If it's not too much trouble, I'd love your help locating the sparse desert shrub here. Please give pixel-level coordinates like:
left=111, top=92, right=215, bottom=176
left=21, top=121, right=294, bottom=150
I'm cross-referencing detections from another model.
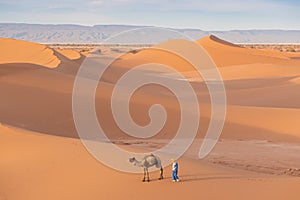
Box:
left=129, top=49, right=141, bottom=54
left=79, top=49, right=90, bottom=53
left=111, top=48, right=124, bottom=53
left=286, top=47, right=296, bottom=52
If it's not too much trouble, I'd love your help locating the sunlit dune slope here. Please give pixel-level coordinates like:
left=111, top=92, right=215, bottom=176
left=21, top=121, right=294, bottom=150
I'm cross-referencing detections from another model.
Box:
left=0, top=38, right=60, bottom=68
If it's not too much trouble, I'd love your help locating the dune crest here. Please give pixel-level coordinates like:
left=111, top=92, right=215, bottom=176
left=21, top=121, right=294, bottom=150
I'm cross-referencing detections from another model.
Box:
left=206, top=35, right=242, bottom=48
left=0, top=38, right=60, bottom=68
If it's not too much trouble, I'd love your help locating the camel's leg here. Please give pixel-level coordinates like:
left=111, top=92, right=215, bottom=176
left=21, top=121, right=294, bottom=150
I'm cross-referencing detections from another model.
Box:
left=159, top=167, right=163, bottom=180
left=142, top=168, right=146, bottom=182
left=146, top=168, right=150, bottom=182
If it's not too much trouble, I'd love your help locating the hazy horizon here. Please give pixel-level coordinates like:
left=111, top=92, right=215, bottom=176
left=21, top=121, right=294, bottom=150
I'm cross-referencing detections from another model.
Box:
left=1, top=22, right=300, bottom=31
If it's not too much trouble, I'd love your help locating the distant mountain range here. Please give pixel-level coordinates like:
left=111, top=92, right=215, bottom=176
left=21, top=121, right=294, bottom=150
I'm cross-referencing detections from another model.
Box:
left=1, top=23, right=300, bottom=44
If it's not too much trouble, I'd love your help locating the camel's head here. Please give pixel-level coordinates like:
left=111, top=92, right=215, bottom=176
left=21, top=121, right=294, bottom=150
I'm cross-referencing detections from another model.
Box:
left=129, top=157, right=136, bottom=164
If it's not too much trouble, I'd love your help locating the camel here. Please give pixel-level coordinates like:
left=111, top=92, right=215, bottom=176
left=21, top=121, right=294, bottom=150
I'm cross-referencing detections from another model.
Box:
left=129, top=154, right=163, bottom=182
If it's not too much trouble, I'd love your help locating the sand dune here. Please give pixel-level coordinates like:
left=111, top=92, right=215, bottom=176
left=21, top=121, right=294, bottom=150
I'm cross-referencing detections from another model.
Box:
left=0, top=36, right=299, bottom=139
left=0, top=38, right=60, bottom=68
left=198, top=35, right=300, bottom=67
left=1, top=36, right=300, bottom=200
left=0, top=36, right=299, bottom=141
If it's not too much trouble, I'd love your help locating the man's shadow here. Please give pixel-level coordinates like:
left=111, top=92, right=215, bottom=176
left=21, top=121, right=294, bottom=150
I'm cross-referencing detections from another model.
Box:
left=154, top=173, right=242, bottom=182
left=149, top=173, right=243, bottom=182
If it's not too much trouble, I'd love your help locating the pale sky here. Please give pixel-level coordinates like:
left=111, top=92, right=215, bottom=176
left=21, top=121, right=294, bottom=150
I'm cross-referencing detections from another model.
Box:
left=0, top=0, right=299, bottom=30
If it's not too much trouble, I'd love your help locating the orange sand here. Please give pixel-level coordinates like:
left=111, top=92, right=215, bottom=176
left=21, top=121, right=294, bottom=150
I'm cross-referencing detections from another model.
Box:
left=1, top=36, right=300, bottom=200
